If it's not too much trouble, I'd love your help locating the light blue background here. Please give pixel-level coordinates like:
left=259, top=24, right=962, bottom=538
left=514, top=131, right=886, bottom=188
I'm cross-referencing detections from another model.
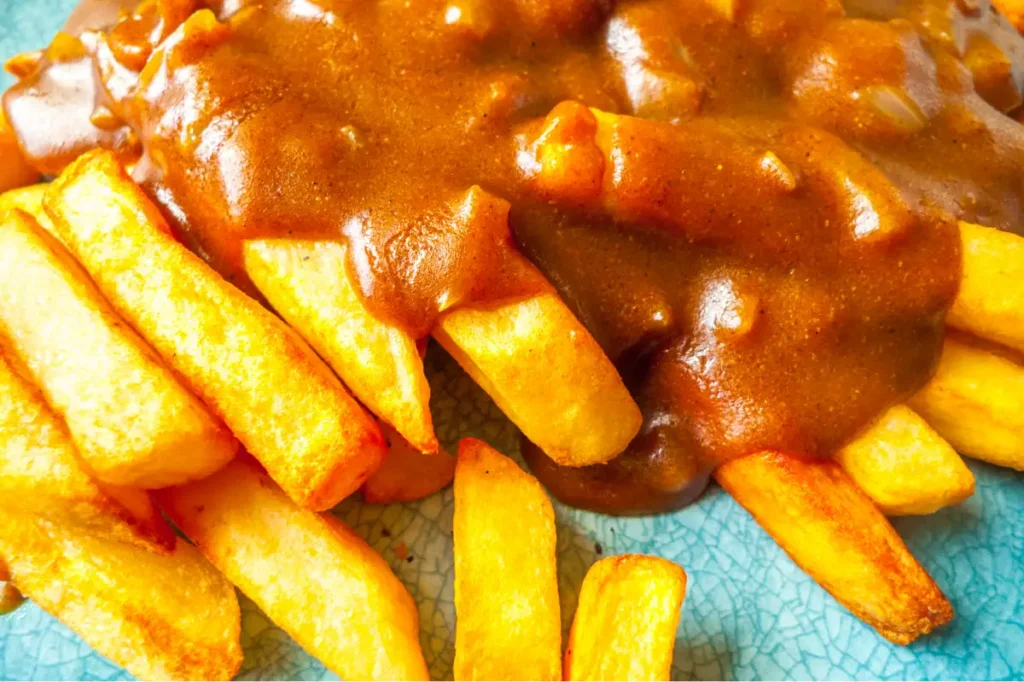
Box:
left=1, top=2, right=1023, bottom=679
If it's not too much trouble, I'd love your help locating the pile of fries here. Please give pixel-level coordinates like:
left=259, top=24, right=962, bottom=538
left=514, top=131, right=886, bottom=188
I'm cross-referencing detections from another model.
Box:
left=2, top=134, right=1023, bottom=682
left=0, top=149, right=687, bottom=680
left=1, top=2, right=1024, bottom=679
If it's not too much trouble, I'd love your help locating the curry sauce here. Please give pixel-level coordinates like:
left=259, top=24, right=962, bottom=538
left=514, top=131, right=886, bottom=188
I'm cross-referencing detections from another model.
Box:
left=5, top=0, right=1023, bottom=513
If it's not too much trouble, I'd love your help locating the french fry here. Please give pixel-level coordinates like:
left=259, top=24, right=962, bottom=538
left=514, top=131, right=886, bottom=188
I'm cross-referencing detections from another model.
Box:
left=564, top=555, right=687, bottom=681
left=46, top=150, right=386, bottom=509
left=909, top=335, right=1024, bottom=471
left=0, top=347, right=174, bottom=552
left=0, top=210, right=237, bottom=487
left=0, top=184, right=53, bottom=233
left=0, top=514, right=243, bottom=680
left=947, top=222, right=1024, bottom=355
left=362, top=424, right=456, bottom=504
left=453, top=438, right=561, bottom=681
left=835, top=405, right=975, bottom=515
left=156, top=457, right=429, bottom=681
left=715, top=451, right=953, bottom=645
left=434, top=262, right=641, bottom=467
left=0, top=110, right=38, bottom=193
left=243, top=239, right=437, bottom=453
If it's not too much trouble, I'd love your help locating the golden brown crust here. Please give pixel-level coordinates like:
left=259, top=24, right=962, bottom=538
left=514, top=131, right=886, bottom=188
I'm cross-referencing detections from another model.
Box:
left=46, top=151, right=386, bottom=509
left=244, top=239, right=437, bottom=454
left=0, top=515, right=242, bottom=680
left=0, top=209, right=237, bottom=487
left=715, top=451, right=953, bottom=645
left=158, top=457, right=429, bottom=681
left=565, top=554, right=686, bottom=681
left=453, top=438, right=562, bottom=680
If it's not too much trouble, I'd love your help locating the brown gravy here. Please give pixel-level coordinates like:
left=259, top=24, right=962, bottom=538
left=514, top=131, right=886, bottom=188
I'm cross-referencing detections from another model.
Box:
left=5, top=0, right=1023, bottom=513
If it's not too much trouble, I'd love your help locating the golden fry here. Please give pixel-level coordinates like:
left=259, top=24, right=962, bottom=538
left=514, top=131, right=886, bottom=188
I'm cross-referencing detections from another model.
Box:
left=46, top=151, right=386, bottom=509
left=909, top=335, right=1024, bottom=471
left=0, top=348, right=174, bottom=552
left=453, top=438, right=561, bottom=681
left=0, top=184, right=54, bottom=233
left=564, top=555, right=686, bottom=682
left=434, top=260, right=641, bottom=467
left=715, top=451, right=953, bottom=645
left=0, top=514, right=242, bottom=680
left=157, top=458, right=429, bottom=681
left=362, top=424, right=455, bottom=504
left=836, top=405, right=975, bottom=515
left=0, top=110, right=38, bottom=193
left=0, top=210, right=237, bottom=487
left=243, top=239, right=437, bottom=453
left=947, top=222, right=1024, bottom=354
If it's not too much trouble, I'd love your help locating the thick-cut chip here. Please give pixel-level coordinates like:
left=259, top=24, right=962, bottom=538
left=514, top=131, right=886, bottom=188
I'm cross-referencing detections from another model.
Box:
left=435, top=266, right=641, bottom=467
left=564, top=555, right=686, bottom=681
left=0, top=514, right=242, bottom=680
left=909, top=335, right=1024, bottom=471
left=715, top=451, right=953, bottom=645
left=46, top=151, right=386, bottom=509
left=452, top=438, right=561, bottom=680
left=0, top=348, right=174, bottom=552
left=0, top=184, right=53, bottom=232
left=0, top=210, right=237, bottom=487
left=835, top=405, right=975, bottom=515
left=0, top=110, right=38, bottom=193
left=157, top=457, right=428, bottom=681
left=243, top=239, right=437, bottom=453
left=362, top=424, right=455, bottom=504
left=947, top=222, right=1024, bottom=354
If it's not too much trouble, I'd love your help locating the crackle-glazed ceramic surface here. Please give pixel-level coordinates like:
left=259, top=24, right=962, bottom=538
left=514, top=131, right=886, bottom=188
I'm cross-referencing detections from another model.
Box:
left=1, top=2, right=1023, bottom=679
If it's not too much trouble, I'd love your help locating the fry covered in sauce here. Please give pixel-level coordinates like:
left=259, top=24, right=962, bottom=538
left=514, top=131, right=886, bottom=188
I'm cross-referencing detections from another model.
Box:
left=3, top=0, right=1024, bottom=658
left=8, top=0, right=1023, bottom=510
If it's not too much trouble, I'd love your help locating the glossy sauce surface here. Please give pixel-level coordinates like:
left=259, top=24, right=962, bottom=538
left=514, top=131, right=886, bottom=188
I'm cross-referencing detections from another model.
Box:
left=5, top=0, right=1024, bottom=513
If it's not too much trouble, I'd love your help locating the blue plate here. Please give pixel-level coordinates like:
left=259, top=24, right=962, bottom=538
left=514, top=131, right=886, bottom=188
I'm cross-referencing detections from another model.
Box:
left=1, top=3, right=1023, bottom=679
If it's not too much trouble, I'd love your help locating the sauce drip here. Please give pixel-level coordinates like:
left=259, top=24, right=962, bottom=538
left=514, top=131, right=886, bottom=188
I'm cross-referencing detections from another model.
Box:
left=5, top=0, right=1023, bottom=514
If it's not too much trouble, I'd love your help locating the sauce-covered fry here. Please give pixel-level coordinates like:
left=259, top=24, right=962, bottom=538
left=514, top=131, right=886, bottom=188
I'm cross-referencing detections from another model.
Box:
left=244, top=239, right=437, bottom=453
left=435, top=263, right=641, bottom=468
